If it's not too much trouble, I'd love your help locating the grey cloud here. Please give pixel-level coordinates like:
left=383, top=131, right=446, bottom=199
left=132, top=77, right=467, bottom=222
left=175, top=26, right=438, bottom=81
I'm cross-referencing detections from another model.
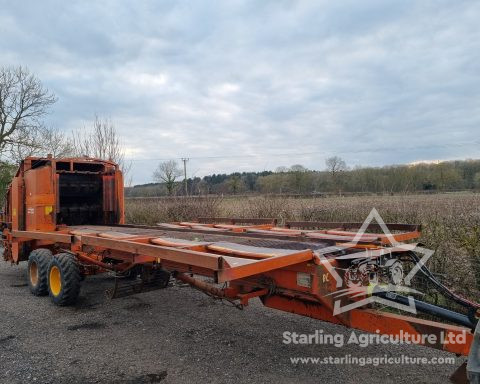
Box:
left=0, top=0, right=479, bottom=184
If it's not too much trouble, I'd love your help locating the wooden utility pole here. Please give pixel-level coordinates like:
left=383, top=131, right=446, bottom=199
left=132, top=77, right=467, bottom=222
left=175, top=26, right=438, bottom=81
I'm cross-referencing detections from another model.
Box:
left=181, top=158, right=189, bottom=196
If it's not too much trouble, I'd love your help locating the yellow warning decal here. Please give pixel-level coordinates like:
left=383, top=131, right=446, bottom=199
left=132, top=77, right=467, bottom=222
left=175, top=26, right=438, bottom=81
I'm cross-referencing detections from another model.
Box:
left=45, top=205, right=53, bottom=215
left=12, top=208, right=16, bottom=217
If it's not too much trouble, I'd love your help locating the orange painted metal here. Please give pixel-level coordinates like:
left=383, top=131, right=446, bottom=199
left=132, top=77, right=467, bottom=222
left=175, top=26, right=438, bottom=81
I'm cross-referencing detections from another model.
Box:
left=207, top=242, right=303, bottom=259
left=11, top=230, right=73, bottom=244
left=237, top=288, right=270, bottom=306
left=157, top=220, right=422, bottom=247
left=2, top=156, right=124, bottom=262
left=1, top=156, right=476, bottom=361
left=3, top=219, right=475, bottom=357
left=24, top=164, right=55, bottom=232
left=150, top=237, right=210, bottom=251
left=213, top=224, right=274, bottom=232
left=80, top=235, right=223, bottom=271
left=325, top=229, right=421, bottom=245
left=198, top=217, right=278, bottom=225
left=262, top=295, right=472, bottom=355
left=174, top=272, right=238, bottom=299
left=306, top=232, right=380, bottom=242
left=218, top=250, right=314, bottom=282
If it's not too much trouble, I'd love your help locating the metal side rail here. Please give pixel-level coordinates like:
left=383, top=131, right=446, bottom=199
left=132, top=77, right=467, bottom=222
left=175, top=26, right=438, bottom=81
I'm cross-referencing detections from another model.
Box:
left=78, top=234, right=315, bottom=283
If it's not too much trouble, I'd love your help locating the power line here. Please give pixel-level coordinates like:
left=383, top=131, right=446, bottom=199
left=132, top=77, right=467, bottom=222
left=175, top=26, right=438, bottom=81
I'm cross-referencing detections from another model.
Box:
left=125, top=140, right=480, bottom=163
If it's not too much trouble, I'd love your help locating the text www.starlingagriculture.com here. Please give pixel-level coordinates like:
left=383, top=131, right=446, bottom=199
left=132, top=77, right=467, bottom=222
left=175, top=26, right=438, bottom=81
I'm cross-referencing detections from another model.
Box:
left=290, top=355, right=456, bottom=367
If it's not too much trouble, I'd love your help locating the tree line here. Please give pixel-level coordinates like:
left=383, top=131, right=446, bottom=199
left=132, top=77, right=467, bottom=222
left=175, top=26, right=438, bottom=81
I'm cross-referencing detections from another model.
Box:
left=127, top=156, right=480, bottom=197
left=0, top=65, right=131, bottom=199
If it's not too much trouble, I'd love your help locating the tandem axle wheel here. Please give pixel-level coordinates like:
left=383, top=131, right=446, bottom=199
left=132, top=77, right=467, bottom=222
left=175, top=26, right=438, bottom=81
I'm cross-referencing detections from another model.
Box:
left=27, top=249, right=81, bottom=306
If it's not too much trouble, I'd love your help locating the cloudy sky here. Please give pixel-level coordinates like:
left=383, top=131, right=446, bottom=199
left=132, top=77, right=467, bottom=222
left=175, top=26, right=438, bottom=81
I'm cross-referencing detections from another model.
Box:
left=1, top=0, right=479, bottom=184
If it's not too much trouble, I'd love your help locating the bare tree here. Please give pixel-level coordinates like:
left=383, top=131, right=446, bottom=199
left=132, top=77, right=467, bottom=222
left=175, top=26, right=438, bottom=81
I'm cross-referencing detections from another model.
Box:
left=0, top=66, right=57, bottom=157
left=153, top=160, right=182, bottom=195
left=9, top=126, right=74, bottom=163
left=290, top=164, right=308, bottom=173
left=325, top=156, right=347, bottom=176
left=72, top=115, right=122, bottom=160
left=325, top=156, right=347, bottom=193
left=72, top=115, right=132, bottom=185
left=275, top=166, right=288, bottom=173
left=41, top=126, right=74, bottom=157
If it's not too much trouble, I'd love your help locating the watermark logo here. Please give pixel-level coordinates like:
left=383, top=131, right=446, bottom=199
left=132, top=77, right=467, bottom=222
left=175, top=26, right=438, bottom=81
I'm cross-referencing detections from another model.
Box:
left=282, top=329, right=467, bottom=348
left=316, top=208, right=434, bottom=316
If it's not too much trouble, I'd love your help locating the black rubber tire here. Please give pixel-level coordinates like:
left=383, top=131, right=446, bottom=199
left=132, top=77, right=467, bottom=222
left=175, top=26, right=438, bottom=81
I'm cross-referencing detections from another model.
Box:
left=141, top=268, right=170, bottom=288
left=47, top=253, right=81, bottom=306
left=27, top=249, right=53, bottom=296
left=123, top=265, right=140, bottom=280
left=154, top=269, right=171, bottom=288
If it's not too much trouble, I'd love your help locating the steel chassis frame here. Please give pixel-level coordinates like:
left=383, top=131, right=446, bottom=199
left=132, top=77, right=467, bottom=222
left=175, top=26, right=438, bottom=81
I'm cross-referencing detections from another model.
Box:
left=4, top=219, right=475, bottom=358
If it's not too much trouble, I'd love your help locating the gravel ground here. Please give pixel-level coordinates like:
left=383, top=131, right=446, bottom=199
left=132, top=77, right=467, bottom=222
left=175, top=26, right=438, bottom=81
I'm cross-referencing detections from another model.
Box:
left=0, top=261, right=466, bottom=384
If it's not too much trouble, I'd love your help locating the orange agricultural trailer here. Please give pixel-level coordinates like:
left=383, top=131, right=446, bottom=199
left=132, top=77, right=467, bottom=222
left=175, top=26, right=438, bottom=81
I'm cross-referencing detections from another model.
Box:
left=1, top=156, right=479, bottom=382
